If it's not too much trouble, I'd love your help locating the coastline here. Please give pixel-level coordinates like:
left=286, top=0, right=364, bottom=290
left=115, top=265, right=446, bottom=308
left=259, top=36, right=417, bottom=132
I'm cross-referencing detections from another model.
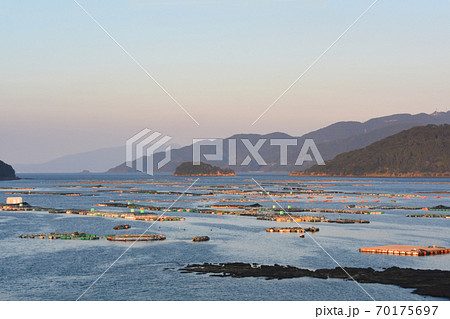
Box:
left=290, top=172, right=450, bottom=178
left=174, top=173, right=235, bottom=177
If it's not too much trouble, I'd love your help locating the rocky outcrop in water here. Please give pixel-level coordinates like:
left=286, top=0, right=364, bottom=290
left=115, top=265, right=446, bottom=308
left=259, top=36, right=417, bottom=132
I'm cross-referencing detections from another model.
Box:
left=180, top=263, right=450, bottom=299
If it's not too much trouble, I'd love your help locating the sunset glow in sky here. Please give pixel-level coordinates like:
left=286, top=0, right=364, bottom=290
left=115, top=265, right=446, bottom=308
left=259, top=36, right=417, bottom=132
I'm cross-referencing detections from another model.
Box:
left=1, top=0, right=449, bottom=164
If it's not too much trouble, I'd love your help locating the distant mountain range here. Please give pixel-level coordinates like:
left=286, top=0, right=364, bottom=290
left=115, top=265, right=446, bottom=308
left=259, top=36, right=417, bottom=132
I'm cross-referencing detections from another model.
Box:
left=109, top=111, right=450, bottom=174
left=292, top=124, right=450, bottom=177
left=14, top=143, right=181, bottom=173
left=0, top=160, right=18, bottom=180
left=14, top=146, right=125, bottom=174
left=12, top=111, right=450, bottom=173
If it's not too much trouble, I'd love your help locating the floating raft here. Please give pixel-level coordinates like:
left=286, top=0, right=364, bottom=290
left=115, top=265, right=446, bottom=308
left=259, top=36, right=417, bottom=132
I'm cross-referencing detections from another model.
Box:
left=424, top=205, right=450, bottom=211
left=266, top=227, right=318, bottom=233
left=113, top=224, right=131, bottom=230
left=125, top=215, right=185, bottom=222
left=258, top=216, right=324, bottom=223
left=325, top=219, right=369, bottom=224
left=19, top=232, right=100, bottom=240
left=359, top=245, right=450, bottom=256
left=106, top=234, right=166, bottom=242
left=406, top=213, right=450, bottom=218
left=192, top=236, right=210, bottom=242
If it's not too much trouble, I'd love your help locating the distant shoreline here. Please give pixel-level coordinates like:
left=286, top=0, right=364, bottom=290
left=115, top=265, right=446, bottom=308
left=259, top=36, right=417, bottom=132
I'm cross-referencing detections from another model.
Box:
left=174, top=173, right=235, bottom=177
left=0, top=176, right=20, bottom=181
left=290, top=172, right=450, bottom=178
left=11, top=172, right=450, bottom=179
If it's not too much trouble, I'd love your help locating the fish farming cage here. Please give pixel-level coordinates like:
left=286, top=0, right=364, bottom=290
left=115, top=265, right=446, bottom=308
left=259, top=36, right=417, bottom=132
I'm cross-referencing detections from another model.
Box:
left=266, top=227, right=319, bottom=233
left=107, top=234, right=166, bottom=241
left=192, top=236, right=210, bottom=242
left=19, top=232, right=101, bottom=240
left=113, top=224, right=131, bottom=230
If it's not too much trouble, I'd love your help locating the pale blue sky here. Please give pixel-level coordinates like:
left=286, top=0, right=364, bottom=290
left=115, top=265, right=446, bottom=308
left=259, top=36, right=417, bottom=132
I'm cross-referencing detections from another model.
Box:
left=1, top=0, right=449, bottom=164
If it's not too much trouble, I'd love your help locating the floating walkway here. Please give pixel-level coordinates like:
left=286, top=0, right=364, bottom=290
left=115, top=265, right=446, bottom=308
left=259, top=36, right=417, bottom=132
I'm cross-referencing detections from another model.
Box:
left=1, top=203, right=185, bottom=223
left=19, top=232, right=101, bottom=240
left=258, top=215, right=324, bottom=223
left=406, top=213, right=450, bottom=218
left=113, top=224, right=131, bottom=230
left=192, top=236, right=210, bottom=242
left=106, top=234, right=166, bottom=242
left=78, top=211, right=185, bottom=222
left=359, top=245, right=450, bottom=256
left=266, top=227, right=319, bottom=233
left=424, top=205, right=450, bottom=212
left=324, top=219, right=369, bottom=224
left=20, top=232, right=167, bottom=242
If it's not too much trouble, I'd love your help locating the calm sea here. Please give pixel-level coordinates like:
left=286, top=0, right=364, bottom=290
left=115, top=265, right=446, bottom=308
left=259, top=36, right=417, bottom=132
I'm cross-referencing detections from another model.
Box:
left=0, top=174, right=449, bottom=300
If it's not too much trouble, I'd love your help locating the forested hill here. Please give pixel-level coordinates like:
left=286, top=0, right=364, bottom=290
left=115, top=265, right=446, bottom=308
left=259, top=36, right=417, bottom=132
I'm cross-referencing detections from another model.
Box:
left=174, top=162, right=235, bottom=176
left=108, top=111, right=450, bottom=174
left=291, top=125, right=450, bottom=177
left=0, top=160, right=18, bottom=180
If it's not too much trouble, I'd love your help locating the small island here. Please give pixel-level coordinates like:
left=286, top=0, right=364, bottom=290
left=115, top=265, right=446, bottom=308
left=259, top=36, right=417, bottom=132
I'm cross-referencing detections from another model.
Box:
left=174, top=162, right=235, bottom=176
left=0, top=160, right=18, bottom=180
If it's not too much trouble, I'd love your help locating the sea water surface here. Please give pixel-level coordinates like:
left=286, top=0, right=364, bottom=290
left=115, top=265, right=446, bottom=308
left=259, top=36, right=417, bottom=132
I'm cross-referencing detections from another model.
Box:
left=0, top=174, right=449, bottom=301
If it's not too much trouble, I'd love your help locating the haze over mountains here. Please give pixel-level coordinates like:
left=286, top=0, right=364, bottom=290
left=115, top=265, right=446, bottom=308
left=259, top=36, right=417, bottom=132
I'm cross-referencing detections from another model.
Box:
left=14, top=142, right=181, bottom=174
left=110, top=111, right=450, bottom=174
left=13, top=111, right=450, bottom=173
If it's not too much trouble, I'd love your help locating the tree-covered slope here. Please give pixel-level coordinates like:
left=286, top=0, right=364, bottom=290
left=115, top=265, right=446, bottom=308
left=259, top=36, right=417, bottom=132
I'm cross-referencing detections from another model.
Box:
left=108, top=111, right=450, bottom=174
left=174, top=162, right=235, bottom=176
left=291, top=125, right=450, bottom=177
left=0, top=160, right=18, bottom=180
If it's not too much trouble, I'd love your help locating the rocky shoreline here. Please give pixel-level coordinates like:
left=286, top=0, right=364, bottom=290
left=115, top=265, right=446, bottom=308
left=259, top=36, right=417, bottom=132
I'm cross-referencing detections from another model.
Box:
left=180, top=263, right=450, bottom=299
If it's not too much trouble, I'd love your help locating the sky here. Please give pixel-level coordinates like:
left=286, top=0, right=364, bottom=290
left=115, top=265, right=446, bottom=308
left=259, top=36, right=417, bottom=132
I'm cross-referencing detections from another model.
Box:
left=1, top=0, right=449, bottom=165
